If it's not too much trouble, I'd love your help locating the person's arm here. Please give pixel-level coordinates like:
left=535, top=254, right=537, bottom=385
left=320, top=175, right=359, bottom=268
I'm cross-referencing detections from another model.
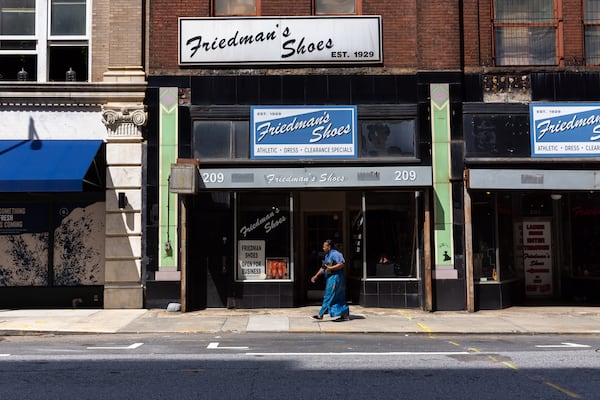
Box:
left=325, top=253, right=345, bottom=273
left=311, top=267, right=324, bottom=283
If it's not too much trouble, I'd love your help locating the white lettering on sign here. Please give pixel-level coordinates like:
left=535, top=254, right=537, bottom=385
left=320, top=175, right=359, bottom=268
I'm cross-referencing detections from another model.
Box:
left=239, top=208, right=287, bottom=238
left=179, top=17, right=382, bottom=65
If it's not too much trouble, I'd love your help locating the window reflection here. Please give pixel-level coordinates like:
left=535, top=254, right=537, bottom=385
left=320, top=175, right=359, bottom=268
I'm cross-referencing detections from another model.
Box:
left=360, top=120, right=415, bottom=158
left=315, top=0, right=356, bottom=14
left=214, top=0, right=256, bottom=16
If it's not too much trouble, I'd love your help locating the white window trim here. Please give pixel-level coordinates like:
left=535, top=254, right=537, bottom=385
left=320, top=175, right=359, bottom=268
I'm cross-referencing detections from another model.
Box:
left=0, top=0, right=91, bottom=82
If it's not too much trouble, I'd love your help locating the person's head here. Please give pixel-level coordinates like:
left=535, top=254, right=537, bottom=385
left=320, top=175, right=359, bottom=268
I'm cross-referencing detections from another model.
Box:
left=323, top=239, right=333, bottom=253
left=367, top=123, right=390, bottom=149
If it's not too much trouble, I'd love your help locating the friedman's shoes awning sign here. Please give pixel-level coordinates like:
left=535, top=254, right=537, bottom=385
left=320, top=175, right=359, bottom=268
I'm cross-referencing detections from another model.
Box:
left=530, top=103, right=600, bottom=157
left=179, top=16, right=382, bottom=65
left=251, top=106, right=357, bottom=159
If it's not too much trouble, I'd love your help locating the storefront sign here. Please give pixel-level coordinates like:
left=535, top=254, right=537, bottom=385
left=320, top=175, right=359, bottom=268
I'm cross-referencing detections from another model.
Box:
left=198, top=166, right=432, bottom=189
left=468, top=169, right=600, bottom=190
left=530, top=103, right=600, bottom=157
left=238, top=240, right=266, bottom=280
left=523, top=220, right=553, bottom=297
left=179, top=17, right=382, bottom=65
left=251, top=106, right=357, bottom=159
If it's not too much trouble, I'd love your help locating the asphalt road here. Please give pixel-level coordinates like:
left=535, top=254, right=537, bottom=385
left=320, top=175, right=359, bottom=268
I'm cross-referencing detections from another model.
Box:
left=1, top=333, right=599, bottom=399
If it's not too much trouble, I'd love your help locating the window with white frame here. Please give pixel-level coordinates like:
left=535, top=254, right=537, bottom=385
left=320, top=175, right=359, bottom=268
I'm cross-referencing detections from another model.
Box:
left=213, top=0, right=257, bottom=16
left=314, top=0, right=359, bottom=15
left=584, top=0, right=600, bottom=65
left=492, top=0, right=560, bottom=66
left=0, top=0, right=89, bottom=82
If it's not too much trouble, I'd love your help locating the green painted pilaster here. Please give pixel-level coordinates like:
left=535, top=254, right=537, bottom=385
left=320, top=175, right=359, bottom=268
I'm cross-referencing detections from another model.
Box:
left=158, top=87, right=179, bottom=277
left=430, top=84, right=455, bottom=274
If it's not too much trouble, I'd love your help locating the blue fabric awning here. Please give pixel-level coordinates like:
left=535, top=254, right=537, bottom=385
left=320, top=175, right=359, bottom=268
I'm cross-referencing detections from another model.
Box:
left=0, top=140, right=103, bottom=192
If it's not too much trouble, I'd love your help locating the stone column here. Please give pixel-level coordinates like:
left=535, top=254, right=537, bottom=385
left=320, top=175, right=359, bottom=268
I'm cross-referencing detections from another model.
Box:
left=102, top=104, right=147, bottom=308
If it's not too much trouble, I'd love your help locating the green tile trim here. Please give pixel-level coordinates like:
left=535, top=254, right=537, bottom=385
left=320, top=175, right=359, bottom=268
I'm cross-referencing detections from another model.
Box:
left=159, top=87, right=178, bottom=270
left=430, top=83, right=454, bottom=268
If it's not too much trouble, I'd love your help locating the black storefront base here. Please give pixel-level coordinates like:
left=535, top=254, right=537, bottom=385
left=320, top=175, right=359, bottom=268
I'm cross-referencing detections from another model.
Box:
left=562, top=278, right=600, bottom=305
left=228, top=281, right=296, bottom=308
left=359, top=280, right=422, bottom=308
left=434, top=279, right=466, bottom=311
left=475, top=280, right=523, bottom=310
left=0, top=286, right=103, bottom=308
left=145, top=280, right=181, bottom=309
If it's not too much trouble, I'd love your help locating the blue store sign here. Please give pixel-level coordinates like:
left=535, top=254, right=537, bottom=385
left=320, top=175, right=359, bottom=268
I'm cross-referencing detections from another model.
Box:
left=251, top=106, right=357, bottom=159
left=530, top=103, right=600, bottom=157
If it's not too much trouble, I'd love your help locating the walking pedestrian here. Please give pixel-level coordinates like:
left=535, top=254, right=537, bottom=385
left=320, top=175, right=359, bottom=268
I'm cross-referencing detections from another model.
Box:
left=311, top=239, right=350, bottom=322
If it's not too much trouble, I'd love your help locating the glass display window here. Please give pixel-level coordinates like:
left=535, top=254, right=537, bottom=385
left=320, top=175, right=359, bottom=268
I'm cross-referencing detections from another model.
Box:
left=363, top=192, right=418, bottom=279
left=359, top=120, right=416, bottom=159
left=236, top=192, right=291, bottom=281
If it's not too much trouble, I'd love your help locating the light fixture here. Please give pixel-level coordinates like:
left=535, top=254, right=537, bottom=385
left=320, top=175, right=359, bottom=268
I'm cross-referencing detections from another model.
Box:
left=550, top=194, right=562, bottom=201
left=118, top=192, right=128, bottom=209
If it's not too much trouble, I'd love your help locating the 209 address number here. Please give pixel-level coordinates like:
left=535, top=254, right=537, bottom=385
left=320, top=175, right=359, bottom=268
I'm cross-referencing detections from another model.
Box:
left=202, top=172, right=225, bottom=183
left=394, top=170, right=417, bottom=181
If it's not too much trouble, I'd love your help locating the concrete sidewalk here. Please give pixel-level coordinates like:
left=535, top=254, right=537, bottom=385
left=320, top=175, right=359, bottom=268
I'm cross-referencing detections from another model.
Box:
left=1, top=306, right=600, bottom=336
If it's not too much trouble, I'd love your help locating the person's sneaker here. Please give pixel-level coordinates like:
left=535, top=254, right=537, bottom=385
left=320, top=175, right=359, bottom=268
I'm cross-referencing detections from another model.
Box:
left=333, top=314, right=349, bottom=322
left=312, top=314, right=323, bottom=320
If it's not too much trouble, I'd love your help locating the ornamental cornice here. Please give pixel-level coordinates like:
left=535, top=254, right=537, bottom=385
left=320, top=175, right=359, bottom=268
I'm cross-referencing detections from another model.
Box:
left=0, top=82, right=147, bottom=107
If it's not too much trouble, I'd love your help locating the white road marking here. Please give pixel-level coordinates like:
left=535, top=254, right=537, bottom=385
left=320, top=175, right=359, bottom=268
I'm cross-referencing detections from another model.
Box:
left=536, top=342, right=590, bottom=348
left=87, top=342, right=144, bottom=350
left=0, top=354, right=9, bottom=357
left=207, top=342, right=249, bottom=350
left=246, top=351, right=472, bottom=356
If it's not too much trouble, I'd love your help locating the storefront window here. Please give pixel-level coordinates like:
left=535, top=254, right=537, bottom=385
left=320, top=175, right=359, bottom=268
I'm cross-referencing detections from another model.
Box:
left=236, top=193, right=291, bottom=281
left=570, top=192, right=600, bottom=277
left=364, top=192, right=418, bottom=278
left=497, top=193, right=518, bottom=280
left=472, top=192, right=497, bottom=281
left=359, top=120, right=416, bottom=158
left=0, top=203, right=49, bottom=286
left=193, top=121, right=249, bottom=160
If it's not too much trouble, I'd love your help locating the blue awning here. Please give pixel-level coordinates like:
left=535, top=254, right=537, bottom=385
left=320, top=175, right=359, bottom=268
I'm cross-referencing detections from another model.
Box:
left=0, top=140, right=103, bottom=192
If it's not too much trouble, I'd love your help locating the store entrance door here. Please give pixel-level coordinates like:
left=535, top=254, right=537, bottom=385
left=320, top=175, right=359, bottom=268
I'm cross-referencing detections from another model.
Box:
left=303, top=211, right=344, bottom=304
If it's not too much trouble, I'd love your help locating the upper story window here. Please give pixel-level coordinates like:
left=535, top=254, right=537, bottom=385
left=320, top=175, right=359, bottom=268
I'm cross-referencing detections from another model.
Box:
left=492, top=0, right=561, bottom=66
left=214, top=0, right=257, bottom=16
left=584, top=0, right=600, bottom=65
left=314, top=0, right=360, bottom=15
left=0, top=0, right=89, bottom=82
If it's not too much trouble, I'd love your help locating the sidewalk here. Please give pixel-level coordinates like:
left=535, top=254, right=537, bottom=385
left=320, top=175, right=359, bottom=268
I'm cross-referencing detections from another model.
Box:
left=1, top=306, right=600, bottom=336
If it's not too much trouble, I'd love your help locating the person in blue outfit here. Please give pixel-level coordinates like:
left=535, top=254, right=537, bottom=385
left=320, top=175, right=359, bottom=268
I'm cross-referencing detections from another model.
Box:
left=311, top=239, right=350, bottom=322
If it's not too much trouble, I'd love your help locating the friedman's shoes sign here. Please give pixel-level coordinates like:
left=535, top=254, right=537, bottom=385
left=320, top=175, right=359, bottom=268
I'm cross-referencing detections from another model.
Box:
left=251, top=106, right=357, bottom=159
left=530, top=103, right=600, bottom=157
left=179, top=16, right=382, bottom=65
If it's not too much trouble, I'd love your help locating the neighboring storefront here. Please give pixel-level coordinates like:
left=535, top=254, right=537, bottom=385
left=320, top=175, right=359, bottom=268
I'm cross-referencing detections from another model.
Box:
left=0, top=100, right=107, bottom=308
left=463, top=80, right=600, bottom=309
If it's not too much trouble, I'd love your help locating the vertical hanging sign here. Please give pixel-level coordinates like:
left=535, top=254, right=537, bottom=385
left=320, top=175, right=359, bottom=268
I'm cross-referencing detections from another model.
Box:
left=523, top=219, right=553, bottom=296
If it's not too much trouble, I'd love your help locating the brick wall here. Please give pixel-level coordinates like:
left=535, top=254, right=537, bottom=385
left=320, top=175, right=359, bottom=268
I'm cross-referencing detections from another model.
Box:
left=418, top=0, right=462, bottom=70
left=148, top=0, right=464, bottom=74
left=92, top=0, right=109, bottom=81
left=92, top=0, right=144, bottom=80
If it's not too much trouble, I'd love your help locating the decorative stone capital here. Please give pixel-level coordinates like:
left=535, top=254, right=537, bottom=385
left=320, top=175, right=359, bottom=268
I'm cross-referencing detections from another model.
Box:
left=102, top=104, right=147, bottom=139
